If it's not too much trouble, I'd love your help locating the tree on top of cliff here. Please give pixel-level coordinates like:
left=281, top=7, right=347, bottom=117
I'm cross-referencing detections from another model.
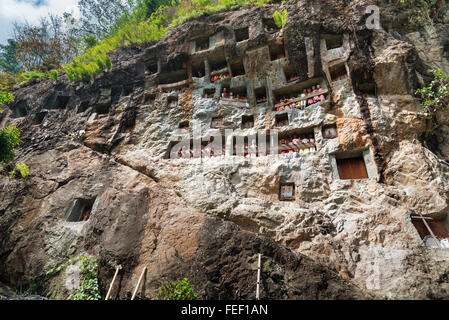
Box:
left=13, top=14, right=77, bottom=72
left=73, top=0, right=143, bottom=41
left=64, top=0, right=178, bottom=45
left=0, top=40, right=21, bottom=75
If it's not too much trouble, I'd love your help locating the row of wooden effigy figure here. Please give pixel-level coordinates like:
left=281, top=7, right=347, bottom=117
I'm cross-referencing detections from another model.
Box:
left=169, top=133, right=316, bottom=159
left=274, top=85, right=326, bottom=111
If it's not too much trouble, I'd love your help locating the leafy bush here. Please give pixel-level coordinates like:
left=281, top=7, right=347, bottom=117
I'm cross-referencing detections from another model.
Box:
left=2, top=70, right=52, bottom=91
left=22, top=276, right=44, bottom=295
left=21, top=70, right=47, bottom=81
left=194, top=0, right=211, bottom=6
left=83, top=35, right=99, bottom=49
left=49, top=69, right=59, bottom=82
left=0, top=72, right=19, bottom=92
left=47, top=256, right=81, bottom=276
left=416, top=68, right=449, bottom=118
left=13, top=14, right=77, bottom=72
left=0, top=126, right=21, bottom=166
left=0, top=91, right=14, bottom=113
left=67, top=256, right=101, bottom=300
left=157, top=278, right=198, bottom=300
left=273, top=9, right=287, bottom=28
left=15, top=163, right=29, bottom=179
left=48, top=255, right=100, bottom=300
left=0, top=91, right=13, bottom=105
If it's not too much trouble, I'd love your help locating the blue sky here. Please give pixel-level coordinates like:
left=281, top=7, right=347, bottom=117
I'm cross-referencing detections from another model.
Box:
left=0, top=0, right=79, bottom=45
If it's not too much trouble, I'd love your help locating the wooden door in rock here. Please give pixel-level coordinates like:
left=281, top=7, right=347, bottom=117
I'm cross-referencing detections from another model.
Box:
left=336, top=157, right=368, bottom=180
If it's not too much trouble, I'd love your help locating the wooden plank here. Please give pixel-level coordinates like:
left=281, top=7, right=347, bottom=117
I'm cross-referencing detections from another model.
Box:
left=131, top=267, right=147, bottom=300
left=337, top=158, right=352, bottom=179
left=220, top=97, right=247, bottom=103
left=428, top=220, right=449, bottom=239
left=256, top=254, right=261, bottom=300
left=219, top=98, right=249, bottom=108
left=157, top=79, right=191, bottom=90
left=354, top=157, right=368, bottom=179
left=105, top=265, right=122, bottom=300
left=411, top=216, right=433, bottom=220
left=411, top=219, right=430, bottom=239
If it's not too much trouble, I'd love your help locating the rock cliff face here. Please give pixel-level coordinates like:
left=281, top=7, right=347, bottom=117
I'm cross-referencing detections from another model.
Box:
left=2, top=0, right=449, bottom=299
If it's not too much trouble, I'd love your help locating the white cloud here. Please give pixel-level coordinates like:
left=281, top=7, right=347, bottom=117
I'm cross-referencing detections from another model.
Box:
left=0, top=0, right=79, bottom=44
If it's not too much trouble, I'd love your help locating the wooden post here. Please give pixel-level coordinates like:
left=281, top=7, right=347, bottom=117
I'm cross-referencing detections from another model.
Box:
left=256, top=254, right=261, bottom=300
left=131, top=267, right=147, bottom=300
left=411, top=212, right=442, bottom=248
left=105, top=265, right=122, bottom=300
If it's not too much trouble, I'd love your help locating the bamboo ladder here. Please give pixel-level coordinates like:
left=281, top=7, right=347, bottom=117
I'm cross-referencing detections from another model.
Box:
left=256, top=253, right=261, bottom=300
left=105, top=265, right=122, bottom=300
left=105, top=266, right=147, bottom=300
left=131, top=267, right=147, bottom=300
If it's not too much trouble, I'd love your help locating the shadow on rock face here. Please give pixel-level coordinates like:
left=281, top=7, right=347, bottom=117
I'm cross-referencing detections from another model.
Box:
left=148, top=217, right=369, bottom=300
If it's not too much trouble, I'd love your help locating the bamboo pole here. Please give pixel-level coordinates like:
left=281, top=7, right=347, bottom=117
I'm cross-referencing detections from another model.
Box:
left=105, top=265, right=121, bottom=300
left=131, top=267, right=147, bottom=300
left=418, top=213, right=442, bottom=248
left=256, top=254, right=261, bottom=300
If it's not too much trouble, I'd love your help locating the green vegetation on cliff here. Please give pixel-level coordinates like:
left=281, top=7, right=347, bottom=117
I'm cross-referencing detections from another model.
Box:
left=157, top=278, right=198, bottom=300
left=273, top=9, right=288, bottom=28
left=47, top=256, right=100, bottom=300
left=0, top=91, right=14, bottom=113
left=416, top=68, right=449, bottom=118
left=67, top=256, right=101, bottom=300
left=0, top=91, right=21, bottom=174
left=0, top=126, right=21, bottom=166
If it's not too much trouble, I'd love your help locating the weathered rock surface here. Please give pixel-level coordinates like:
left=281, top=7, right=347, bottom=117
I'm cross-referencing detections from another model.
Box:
left=139, top=217, right=367, bottom=300
left=1, top=0, right=449, bottom=300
